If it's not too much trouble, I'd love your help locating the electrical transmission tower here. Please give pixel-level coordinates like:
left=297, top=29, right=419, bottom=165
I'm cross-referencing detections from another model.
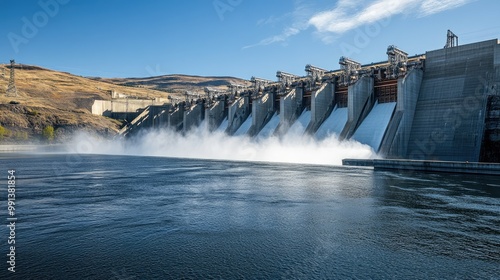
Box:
left=6, top=60, right=18, bottom=97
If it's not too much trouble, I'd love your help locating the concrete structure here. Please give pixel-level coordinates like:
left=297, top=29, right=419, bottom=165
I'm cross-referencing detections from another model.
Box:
left=342, top=158, right=500, bottom=176
left=276, top=88, right=303, bottom=135
left=480, top=96, right=500, bottom=162
left=116, top=104, right=171, bottom=137
left=205, top=99, right=227, bottom=132
left=233, top=114, right=253, bottom=136
left=183, top=101, right=205, bottom=133
left=101, top=36, right=500, bottom=164
left=117, top=107, right=151, bottom=137
left=226, top=96, right=251, bottom=135
left=149, top=105, right=170, bottom=128
left=92, top=98, right=167, bottom=116
left=307, top=82, right=335, bottom=134
left=248, top=92, right=277, bottom=136
left=380, top=69, right=423, bottom=157
left=340, top=76, right=374, bottom=140
left=352, top=101, right=397, bottom=151
left=315, top=106, right=348, bottom=139
left=287, top=109, right=311, bottom=136
left=406, top=39, right=500, bottom=162
left=257, top=113, right=279, bottom=139
left=168, top=103, right=186, bottom=131
left=280, top=88, right=302, bottom=123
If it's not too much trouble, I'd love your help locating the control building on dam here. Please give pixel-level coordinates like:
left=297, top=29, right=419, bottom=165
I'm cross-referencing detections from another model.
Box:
left=102, top=37, right=500, bottom=163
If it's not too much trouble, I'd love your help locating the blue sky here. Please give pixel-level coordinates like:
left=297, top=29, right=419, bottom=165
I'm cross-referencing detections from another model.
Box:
left=1, top=0, right=499, bottom=80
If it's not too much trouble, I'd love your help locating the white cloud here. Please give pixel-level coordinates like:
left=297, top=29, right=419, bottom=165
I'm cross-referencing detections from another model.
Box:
left=308, top=0, right=474, bottom=35
left=246, top=0, right=474, bottom=48
left=243, top=27, right=301, bottom=49
left=419, top=0, right=473, bottom=17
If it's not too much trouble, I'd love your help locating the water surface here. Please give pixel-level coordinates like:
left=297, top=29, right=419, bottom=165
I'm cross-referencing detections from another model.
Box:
left=1, top=154, right=499, bottom=279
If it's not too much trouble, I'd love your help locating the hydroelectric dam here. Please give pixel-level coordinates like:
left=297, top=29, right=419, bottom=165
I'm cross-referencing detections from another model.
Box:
left=96, top=36, right=500, bottom=166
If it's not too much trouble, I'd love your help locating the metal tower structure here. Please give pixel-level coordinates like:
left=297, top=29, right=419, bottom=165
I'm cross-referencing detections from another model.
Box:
left=444, top=29, right=458, bottom=48
left=228, top=83, right=246, bottom=97
left=167, top=95, right=182, bottom=105
left=338, top=56, right=361, bottom=86
left=250, top=77, right=272, bottom=93
left=204, top=87, right=227, bottom=105
left=305, top=64, right=327, bottom=83
left=184, top=91, right=200, bottom=104
left=6, top=60, right=18, bottom=97
left=276, top=71, right=299, bottom=87
left=386, top=45, right=408, bottom=78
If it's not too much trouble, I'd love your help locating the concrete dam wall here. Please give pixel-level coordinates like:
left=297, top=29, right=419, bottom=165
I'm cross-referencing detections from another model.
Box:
left=99, top=38, right=500, bottom=163
left=205, top=99, right=226, bottom=132
left=406, top=39, right=500, bottom=162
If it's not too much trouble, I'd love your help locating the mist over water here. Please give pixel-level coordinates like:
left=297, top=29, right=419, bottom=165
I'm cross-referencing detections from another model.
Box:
left=66, top=123, right=377, bottom=165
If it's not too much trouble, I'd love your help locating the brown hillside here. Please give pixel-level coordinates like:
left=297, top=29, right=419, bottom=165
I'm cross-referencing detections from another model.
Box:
left=0, top=64, right=251, bottom=143
left=0, top=63, right=169, bottom=143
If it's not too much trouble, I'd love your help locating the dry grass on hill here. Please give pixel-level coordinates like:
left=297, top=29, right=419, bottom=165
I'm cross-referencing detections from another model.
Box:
left=0, top=64, right=168, bottom=143
left=0, top=63, right=250, bottom=143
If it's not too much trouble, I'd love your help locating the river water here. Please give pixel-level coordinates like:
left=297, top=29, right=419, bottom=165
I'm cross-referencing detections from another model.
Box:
left=0, top=153, right=499, bottom=279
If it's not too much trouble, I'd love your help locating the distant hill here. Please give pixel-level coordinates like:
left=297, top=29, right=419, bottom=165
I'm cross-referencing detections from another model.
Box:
left=92, top=74, right=250, bottom=96
left=0, top=63, right=248, bottom=143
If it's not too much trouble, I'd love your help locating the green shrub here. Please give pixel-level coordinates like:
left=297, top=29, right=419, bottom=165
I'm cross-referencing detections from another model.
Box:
left=42, top=126, right=55, bottom=142
left=0, top=125, right=11, bottom=139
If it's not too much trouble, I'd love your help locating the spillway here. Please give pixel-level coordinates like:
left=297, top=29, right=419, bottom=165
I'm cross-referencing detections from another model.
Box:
left=287, top=109, right=311, bottom=136
left=216, top=117, right=228, bottom=133
left=257, top=113, right=280, bottom=139
left=352, top=101, right=396, bottom=151
left=233, top=115, right=253, bottom=136
left=315, top=106, right=348, bottom=140
left=109, top=38, right=500, bottom=163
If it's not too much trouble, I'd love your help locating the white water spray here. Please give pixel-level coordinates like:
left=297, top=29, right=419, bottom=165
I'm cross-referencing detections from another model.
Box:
left=66, top=123, right=378, bottom=166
